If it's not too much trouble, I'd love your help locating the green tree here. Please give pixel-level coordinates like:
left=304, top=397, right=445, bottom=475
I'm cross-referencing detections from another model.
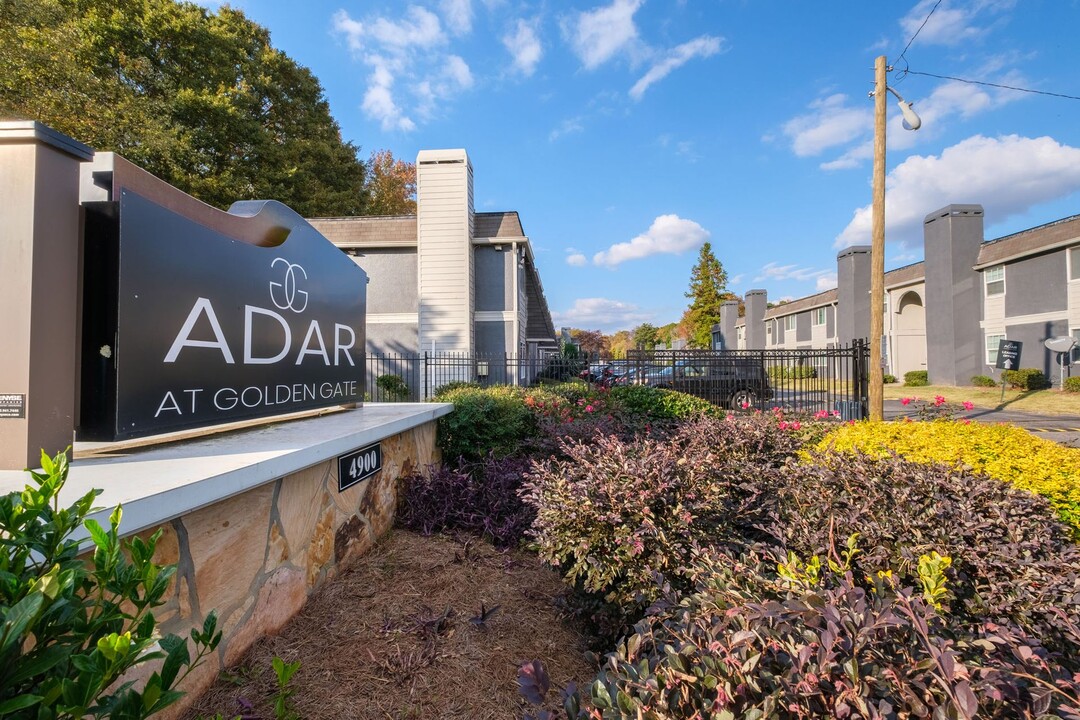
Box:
left=632, top=323, right=659, bottom=350
left=684, top=242, right=729, bottom=349
left=365, top=149, right=417, bottom=215
left=0, top=0, right=366, bottom=216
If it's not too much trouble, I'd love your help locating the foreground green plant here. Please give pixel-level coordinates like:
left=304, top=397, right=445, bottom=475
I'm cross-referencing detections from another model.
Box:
left=0, top=450, right=221, bottom=719
left=271, top=657, right=301, bottom=720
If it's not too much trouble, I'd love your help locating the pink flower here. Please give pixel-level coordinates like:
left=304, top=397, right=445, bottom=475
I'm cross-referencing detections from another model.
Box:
left=778, top=421, right=788, bottom=430
left=831, top=410, right=840, bottom=417
left=962, top=418, right=972, bottom=425
left=901, top=397, right=912, bottom=406
left=791, top=421, right=802, bottom=430
left=585, top=404, right=594, bottom=413
left=741, top=402, right=750, bottom=409
left=962, top=401, right=974, bottom=411
left=934, top=395, right=946, bottom=406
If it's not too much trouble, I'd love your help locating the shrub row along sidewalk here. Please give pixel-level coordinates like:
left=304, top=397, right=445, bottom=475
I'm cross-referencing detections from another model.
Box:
left=402, top=382, right=1080, bottom=719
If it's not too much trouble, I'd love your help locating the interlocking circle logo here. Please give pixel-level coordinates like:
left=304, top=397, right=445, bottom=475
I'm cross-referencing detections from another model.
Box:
left=269, top=257, right=309, bottom=313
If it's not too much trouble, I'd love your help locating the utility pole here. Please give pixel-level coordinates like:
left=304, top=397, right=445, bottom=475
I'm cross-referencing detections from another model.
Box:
left=869, top=55, right=887, bottom=421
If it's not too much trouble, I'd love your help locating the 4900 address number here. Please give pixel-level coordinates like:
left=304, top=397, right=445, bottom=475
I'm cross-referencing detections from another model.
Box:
left=337, top=443, right=382, bottom=492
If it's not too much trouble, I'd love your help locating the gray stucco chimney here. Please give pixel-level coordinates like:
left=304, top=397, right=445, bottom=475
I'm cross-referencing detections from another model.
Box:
left=744, top=290, right=767, bottom=349
left=717, top=300, right=740, bottom=350
left=837, top=245, right=871, bottom=346
left=923, top=204, right=984, bottom=386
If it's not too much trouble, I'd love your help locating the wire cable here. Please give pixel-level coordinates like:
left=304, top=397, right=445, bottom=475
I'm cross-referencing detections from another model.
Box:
left=904, top=70, right=1080, bottom=101
left=894, top=0, right=943, bottom=75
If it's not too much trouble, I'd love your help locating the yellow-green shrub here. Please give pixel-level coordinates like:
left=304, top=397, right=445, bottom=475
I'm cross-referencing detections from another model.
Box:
left=813, top=420, right=1080, bottom=533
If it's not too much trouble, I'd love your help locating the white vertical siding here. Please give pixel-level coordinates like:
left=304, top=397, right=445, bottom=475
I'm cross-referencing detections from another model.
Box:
left=417, top=149, right=474, bottom=353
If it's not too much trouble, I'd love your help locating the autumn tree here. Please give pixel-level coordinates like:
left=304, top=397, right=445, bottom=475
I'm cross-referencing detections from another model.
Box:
left=0, top=0, right=367, bottom=216
left=571, top=329, right=609, bottom=358
left=608, top=330, right=633, bottom=359
left=684, top=242, right=729, bottom=348
left=365, top=150, right=417, bottom=215
left=655, top=322, right=678, bottom=349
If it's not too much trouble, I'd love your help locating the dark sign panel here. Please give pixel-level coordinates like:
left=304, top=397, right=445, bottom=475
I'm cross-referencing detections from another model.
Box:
left=338, top=443, right=382, bottom=492
left=995, top=339, right=1022, bottom=370
left=0, top=394, right=25, bottom=419
left=85, top=190, right=366, bottom=440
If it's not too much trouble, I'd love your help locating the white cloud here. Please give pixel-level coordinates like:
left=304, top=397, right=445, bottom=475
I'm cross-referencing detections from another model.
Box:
left=629, top=35, right=723, bottom=100
left=503, top=18, right=543, bottom=76
left=788, top=76, right=1022, bottom=170
left=439, top=0, right=472, bottom=35
left=368, top=6, right=446, bottom=49
left=593, top=214, right=709, bottom=267
left=898, top=0, right=1015, bottom=48
left=566, top=253, right=588, bottom=267
left=834, top=134, right=1080, bottom=249
left=333, top=7, right=477, bottom=131
left=754, top=262, right=834, bottom=285
left=781, top=94, right=872, bottom=158
left=362, top=58, right=416, bottom=131
left=563, top=0, right=642, bottom=70
left=553, top=297, right=653, bottom=332
left=816, top=273, right=838, bottom=292
left=549, top=116, right=585, bottom=142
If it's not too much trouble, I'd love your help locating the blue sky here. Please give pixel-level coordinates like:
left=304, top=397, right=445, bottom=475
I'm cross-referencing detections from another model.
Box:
left=222, top=0, right=1080, bottom=333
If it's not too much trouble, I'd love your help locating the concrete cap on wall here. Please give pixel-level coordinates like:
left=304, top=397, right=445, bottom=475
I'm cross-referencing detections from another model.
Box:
left=745, top=289, right=767, bottom=297
left=0, top=120, right=93, bottom=161
left=836, top=245, right=870, bottom=260
left=417, top=148, right=469, bottom=164
left=722, top=299, right=740, bottom=306
left=923, top=204, right=984, bottom=225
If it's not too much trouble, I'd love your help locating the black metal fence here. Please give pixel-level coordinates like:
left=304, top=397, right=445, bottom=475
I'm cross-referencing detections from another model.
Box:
left=364, top=352, right=584, bottom=402
left=625, top=341, right=869, bottom=416
left=364, top=342, right=869, bottom=417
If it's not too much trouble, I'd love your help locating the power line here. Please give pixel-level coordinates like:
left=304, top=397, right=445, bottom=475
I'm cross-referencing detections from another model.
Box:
left=895, top=0, right=942, bottom=71
left=904, top=70, right=1080, bottom=101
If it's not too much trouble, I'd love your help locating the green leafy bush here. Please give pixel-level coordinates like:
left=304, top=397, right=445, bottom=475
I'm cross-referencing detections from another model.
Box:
left=0, top=451, right=221, bottom=719
left=1065, top=376, right=1080, bottom=393
left=1002, top=367, right=1050, bottom=390
left=882, top=373, right=897, bottom=384
left=766, top=365, right=817, bottom=380
left=904, top=369, right=928, bottom=386
left=972, top=374, right=997, bottom=387
left=433, top=385, right=537, bottom=462
left=607, top=385, right=721, bottom=425
left=374, top=373, right=409, bottom=401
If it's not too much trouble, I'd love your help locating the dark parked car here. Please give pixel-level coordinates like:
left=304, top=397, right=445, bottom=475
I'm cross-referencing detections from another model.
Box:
left=638, top=356, right=772, bottom=409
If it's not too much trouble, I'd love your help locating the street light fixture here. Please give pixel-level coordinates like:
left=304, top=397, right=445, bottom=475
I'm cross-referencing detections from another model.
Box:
left=869, top=55, right=922, bottom=421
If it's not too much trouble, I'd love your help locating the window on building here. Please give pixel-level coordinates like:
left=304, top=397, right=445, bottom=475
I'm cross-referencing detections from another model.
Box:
left=1073, top=329, right=1080, bottom=364
left=784, top=315, right=796, bottom=332
left=812, top=307, right=826, bottom=326
left=984, top=265, right=1005, bottom=296
left=986, top=333, right=1005, bottom=364
left=1071, top=247, right=1080, bottom=281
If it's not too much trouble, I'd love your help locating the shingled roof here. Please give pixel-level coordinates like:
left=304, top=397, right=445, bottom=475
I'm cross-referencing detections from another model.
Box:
left=763, top=289, right=838, bottom=320
left=474, top=211, right=524, bottom=238
left=975, top=213, right=1080, bottom=268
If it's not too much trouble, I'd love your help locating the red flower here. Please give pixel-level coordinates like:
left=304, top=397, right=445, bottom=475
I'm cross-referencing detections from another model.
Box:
left=901, top=397, right=912, bottom=406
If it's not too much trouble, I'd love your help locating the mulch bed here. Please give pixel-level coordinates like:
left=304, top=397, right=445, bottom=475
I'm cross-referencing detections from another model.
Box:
left=182, top=530, right=594, bottom=720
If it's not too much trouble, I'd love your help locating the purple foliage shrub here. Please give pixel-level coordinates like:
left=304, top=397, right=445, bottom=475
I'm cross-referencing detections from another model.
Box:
left=398, top=454, right=535, bottom=548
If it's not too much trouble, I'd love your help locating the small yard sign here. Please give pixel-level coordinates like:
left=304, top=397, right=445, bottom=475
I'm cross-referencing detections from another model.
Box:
left=0, top=394, right=25, bottom=419
left=995, top=340, right=1022, bottom=370
left=338, top=443, right=382, bottom=492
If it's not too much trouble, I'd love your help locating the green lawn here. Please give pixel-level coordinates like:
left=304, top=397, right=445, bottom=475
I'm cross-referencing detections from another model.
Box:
left=883, top=383, right=1080, bottom=417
